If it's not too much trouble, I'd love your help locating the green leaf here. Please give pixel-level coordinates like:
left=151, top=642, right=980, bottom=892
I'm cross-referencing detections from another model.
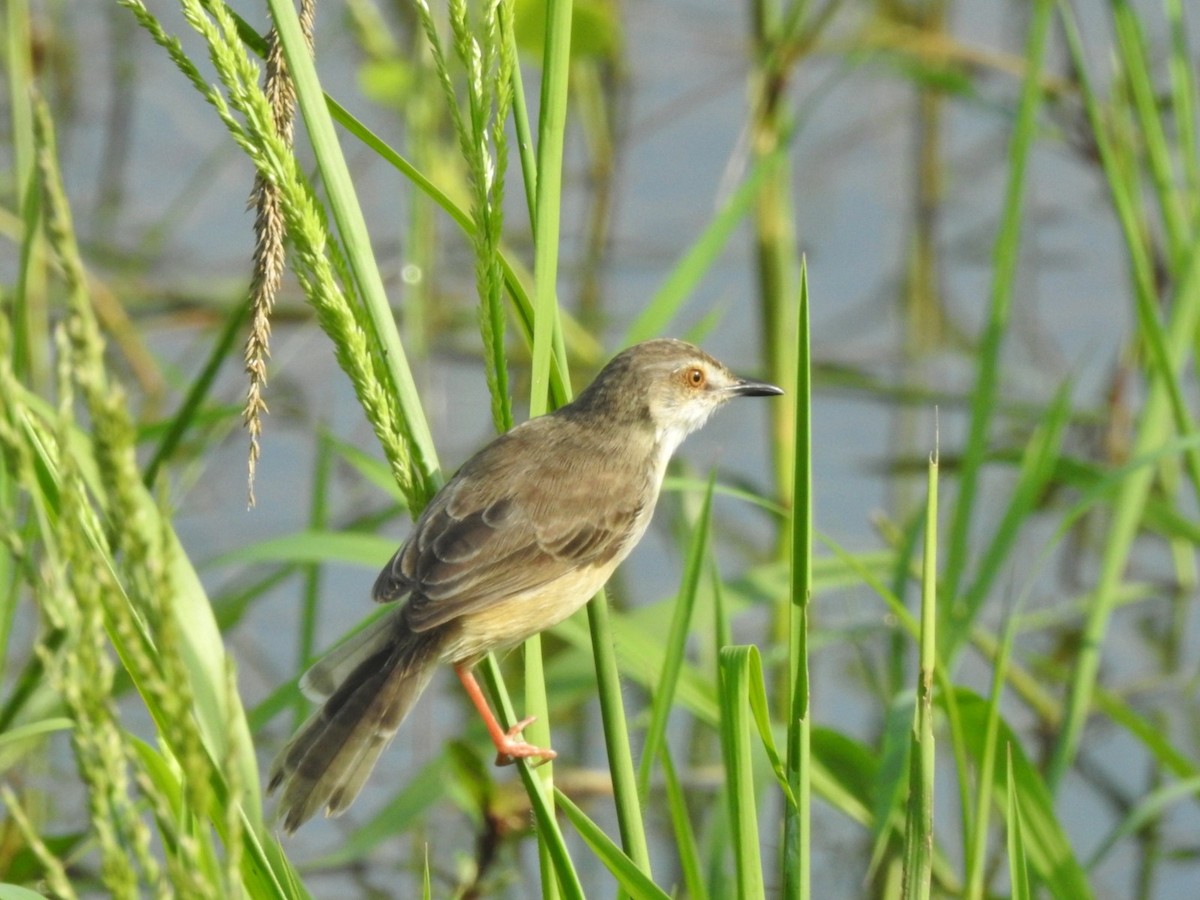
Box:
left=866, top=693, right=913, bottom=879
left=0, top=716, right=72, bottom=753
left=1086, top=774, right=1200, bottom=869
left=950, top=689, right=1092, bottom=899
left=556, top=790, right=671, bottom=900
left=1006, top=747, right=1032, bottom=900
left=205, top=530, right=395, bottom=569
left=718, top=646, right=766, bottom=900
left=745, top=649, right=796, bottom=808
left=624, top=143, right=790, bottom=346
left=0, top=885, right=53, bottom=900
left=660, top=746, right=708, bottom=900
left=638, top=476, right=714, bottom=793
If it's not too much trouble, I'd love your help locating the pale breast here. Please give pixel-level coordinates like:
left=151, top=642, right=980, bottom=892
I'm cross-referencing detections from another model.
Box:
left=437, top=439, right=670, bottom=666
left=443, top=560, right=620, bottom=664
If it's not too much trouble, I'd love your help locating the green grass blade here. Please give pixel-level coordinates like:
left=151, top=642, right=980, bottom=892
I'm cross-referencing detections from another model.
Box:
left=952, top=689, right=1092, bottom=898
left=1092, top=686, right=1199, bottom=780
left=943, top=0, right=1053, bottom=608
left=323, top=431, right=410, bottom=502
left=15, top=385, right=262, bottom=803
left=659, top=744, right=708, bottom=900
left=506, top=7, right=538, bottom=226
left=320, top=95, right=577, bottom=401
left=206, top=529, right=395, bottom=569
left=1046, top=255, right=1200, bottom=785
left=719, top=645, right=766, bottom=900
left=901, top=448, right=938, bottom=900
left=586, top=589, right=652, bottom=877
left=783, top=255, right=812, bottom=898
left=624, top=142, right=789, bottom=345
left=945, top=382, right=1071, bottom=655
left=1058, top=5, right=1200, bottom=508
left=1085, top=774, right=1200, bottom=869
left=0, top=887, right=53, bottom=900
left=521, top=4, right=575, bottom=892
left=478, top=656, right=585, bottom=900
left=7, top=386, right=301, bottom=896
left=1110, top=0, right=1189, bottom=265
left=264, top=0, right=440, bottom=497
left=865, top=692, right=914, bottom=880
left=555, top=790, right=671, bottom=900
left=746, top=647, right=796, bottom=808
left=0, top=715, right=71, bottom=747
left=556, top=607, right=718, bottom=725
left=712, top=562, right=731, bottom=680
left=5, top=0, right=46, bottom=390
left=521, top=628, right=556, bottom=897
left=662, top=475, right=788, bottom=518
left=1165, top=0, right=1199, bottom=201
left=142, top=299, right=248, bottom=487
left=999, top=6, right=1200, bottom=792
left=964, top=598, right=1022, bottom=899
left=1005, top=747, right=1032, bottom=900
left=527, top=0, right=573, bottom=418
left=637, top=476, right=714, bottom=795
left=296, top=433, right=333, bottom=723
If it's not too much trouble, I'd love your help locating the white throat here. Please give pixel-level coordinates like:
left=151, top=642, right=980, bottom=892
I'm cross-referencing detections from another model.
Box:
left=653, top=404, right=715, bottom=473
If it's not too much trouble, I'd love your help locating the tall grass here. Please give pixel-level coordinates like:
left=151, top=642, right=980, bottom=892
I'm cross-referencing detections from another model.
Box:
left=2, top=1, right=1199, bottom=898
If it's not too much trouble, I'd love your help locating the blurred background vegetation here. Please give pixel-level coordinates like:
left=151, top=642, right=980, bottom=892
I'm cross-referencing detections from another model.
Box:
left=2, top=0, right=1199, bottom=897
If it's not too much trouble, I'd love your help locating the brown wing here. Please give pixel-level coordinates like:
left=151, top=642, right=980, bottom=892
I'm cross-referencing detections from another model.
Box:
left=372, top=417, right=648, bottom=632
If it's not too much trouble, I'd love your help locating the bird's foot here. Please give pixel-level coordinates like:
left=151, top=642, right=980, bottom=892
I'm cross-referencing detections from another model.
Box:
left=494, top=716, right=557, bottom=767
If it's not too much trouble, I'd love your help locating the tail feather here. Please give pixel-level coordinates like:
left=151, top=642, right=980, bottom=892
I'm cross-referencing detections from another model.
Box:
left=269, top=613, right=441, bottom=833
left=298, top=611, right=402, bottom=701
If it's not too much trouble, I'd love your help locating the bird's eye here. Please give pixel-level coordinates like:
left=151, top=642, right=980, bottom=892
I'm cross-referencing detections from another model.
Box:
left=685, top=367, right=706, bottom=388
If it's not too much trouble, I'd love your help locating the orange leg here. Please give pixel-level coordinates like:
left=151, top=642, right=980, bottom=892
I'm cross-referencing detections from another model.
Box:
left=455, top=665, right=557, bottom=766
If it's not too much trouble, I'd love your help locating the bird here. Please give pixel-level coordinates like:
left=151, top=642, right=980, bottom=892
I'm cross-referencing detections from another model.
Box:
left=268, top=338, right=783, bottom=832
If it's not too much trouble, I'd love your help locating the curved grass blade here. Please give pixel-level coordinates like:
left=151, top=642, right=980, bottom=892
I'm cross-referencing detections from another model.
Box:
left=951, top=689, right=1092, bottom=899
left=1085, top=775, right=1200, bottom=870
left=659, top=744, right=708, bottom=900
left=555, top=790, right=671, bottom=900
left=637, top=475, right=714, bottom=795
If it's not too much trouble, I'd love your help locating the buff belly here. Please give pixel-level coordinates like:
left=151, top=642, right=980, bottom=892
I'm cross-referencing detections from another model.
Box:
left=442, top=562, right=619, bottom=665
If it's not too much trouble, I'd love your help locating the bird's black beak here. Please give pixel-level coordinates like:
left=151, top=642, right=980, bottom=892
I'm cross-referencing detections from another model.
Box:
left=730, top=377, right=784, bottom=397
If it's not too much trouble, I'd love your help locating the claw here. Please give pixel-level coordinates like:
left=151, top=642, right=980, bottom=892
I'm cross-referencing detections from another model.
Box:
left=456, top=665, right=559, bottom=767
left=493, top=716, right=558, bottom=766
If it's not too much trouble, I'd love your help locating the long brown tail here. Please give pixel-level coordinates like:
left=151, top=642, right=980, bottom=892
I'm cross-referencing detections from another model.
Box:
left=268, top=612, right=442, bottom=833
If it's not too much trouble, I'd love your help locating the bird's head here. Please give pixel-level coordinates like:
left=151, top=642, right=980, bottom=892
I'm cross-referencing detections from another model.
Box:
left=569, top=339, right=783, bottom=455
